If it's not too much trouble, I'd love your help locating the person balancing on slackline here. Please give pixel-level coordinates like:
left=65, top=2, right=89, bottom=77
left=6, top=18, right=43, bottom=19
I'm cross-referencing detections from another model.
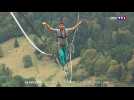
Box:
left=42, top=19, right=82, bottom=68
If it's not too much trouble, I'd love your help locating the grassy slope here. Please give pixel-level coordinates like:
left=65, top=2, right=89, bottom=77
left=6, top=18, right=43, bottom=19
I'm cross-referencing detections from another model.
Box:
left=0, top=36, right=81, bottom=86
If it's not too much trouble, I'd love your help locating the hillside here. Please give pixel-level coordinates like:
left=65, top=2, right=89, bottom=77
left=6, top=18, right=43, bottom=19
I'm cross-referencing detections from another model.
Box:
left=1, top=12, right=134, bottom=87
left=0, top=36, right=81, bottom=86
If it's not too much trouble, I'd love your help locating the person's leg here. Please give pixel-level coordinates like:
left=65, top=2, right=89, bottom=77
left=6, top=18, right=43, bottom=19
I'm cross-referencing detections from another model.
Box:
left=62, top=46, right=68, bottom=64
left=58, top=47, right=66, bottom=66
left=57, top=40, right=67, bottom=66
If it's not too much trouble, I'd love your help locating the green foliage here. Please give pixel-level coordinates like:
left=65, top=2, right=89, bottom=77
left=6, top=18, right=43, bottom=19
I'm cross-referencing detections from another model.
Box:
left=79, top=49, right=98, bottom=76
left=0, top=64, right=25, bottom=87
left=75, top=48, right=127, bottom=82
left=56, top=82, right=61, bottom=87
left=2, top=75, right=25, bottom=87
left=127, top=59, right=134, bottom=73
left=0, top=64, right=12, bottom=85
left=72, top=68, right=89, bottom=81
left=76, top=49, right=111, bottom=81
left=1, top=12, right=134, bottom=83
left=42, top=83, right=47, bottom=87
left=94, top=54, right=111, bottom=76
left=111, top=45, right=132, bottom=63
left=79, top=49, right=112, bottom=76
left=107, top=60, right=125, bottom=81
left=112, top=28, right=134, bottom=45
left=86, top=38, right=96, bottom=49
left=14, top=38, right=19, bottom=48
left=23, top=55, right=33, bottom=68
left=0, top=45, right=4, bottom=57
left=127, top=58, right=134, bottom=82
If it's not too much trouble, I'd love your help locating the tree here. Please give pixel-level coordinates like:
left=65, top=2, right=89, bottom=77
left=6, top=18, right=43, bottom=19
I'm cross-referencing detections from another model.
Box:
left=111, top=45, right=132, bottom=63
left=14, top=38, right=19, bottom=48
left=127, top=59, right=134, bottom=82
left=0, top=45, right=4, bottom=57
left=72, top=68, right=89, bottom=81
left=80, top=49, right=98, bottom=76
left=127, top=59, right=134, bottom=73
left=42, top=83, right=47, bottom=87
left=94, top=54, right=111, bottom=76
left=56, top=82, right=61, bottom=87
left=80, top=49, right=97, bottom=65
left=0, top=64, right=12, bottom=86
left=90, top=18, right=101, bottom=41
left=79, top=49, right=113, bottom=77
left=23, top=55, right=33, bottom=68
left=112, top=28, right=133, bottom=45
left=107, top=60, right=125, bottom=81
left=13, top=75, right=25, bottom=86
left=0, top=64, right=38, bottom=87
left=2, top=75, right=25, bottom=87
left=87, top=38, right=95, bottom=49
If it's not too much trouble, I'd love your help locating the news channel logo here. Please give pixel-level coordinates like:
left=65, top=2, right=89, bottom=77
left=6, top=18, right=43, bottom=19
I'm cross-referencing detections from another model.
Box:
left=109, top=16, right=127, bottom=21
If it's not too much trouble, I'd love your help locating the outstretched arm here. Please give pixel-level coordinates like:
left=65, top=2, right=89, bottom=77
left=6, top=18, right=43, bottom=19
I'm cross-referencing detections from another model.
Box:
left=42, top=22, right=58, bottom=32
left=66, top=20, right=82, bottom=32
